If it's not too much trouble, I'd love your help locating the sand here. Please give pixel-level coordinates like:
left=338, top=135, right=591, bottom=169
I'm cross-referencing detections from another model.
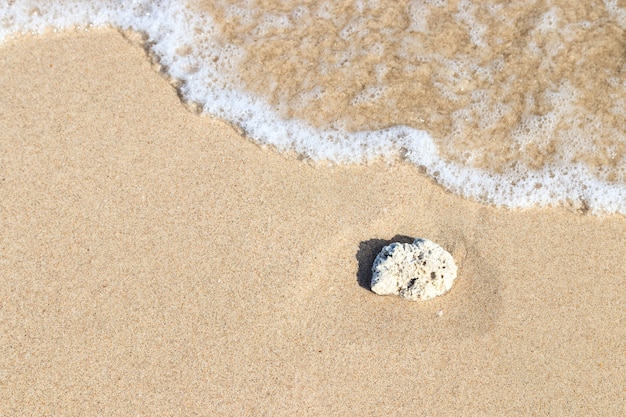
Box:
left=0, top=29, right=624, bottom=416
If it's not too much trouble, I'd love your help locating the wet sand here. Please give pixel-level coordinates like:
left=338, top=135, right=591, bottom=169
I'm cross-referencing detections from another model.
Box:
left=0, top=30, right=624, bottom=416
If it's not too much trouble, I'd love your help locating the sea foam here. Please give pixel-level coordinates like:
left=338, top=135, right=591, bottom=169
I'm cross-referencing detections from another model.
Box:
left=2, top=0, right=626, bottom=214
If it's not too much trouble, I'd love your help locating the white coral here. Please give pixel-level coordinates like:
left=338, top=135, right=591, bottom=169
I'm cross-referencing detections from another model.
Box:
left=371, top=238, right=457, bottom=301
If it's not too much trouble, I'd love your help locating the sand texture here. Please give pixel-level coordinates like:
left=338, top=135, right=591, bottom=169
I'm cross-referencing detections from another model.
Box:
left=0, top=30, right=624, bottom=416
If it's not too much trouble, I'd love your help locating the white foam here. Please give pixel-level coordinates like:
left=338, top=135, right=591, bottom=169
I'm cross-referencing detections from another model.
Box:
left=455, top=0, right=487, bottom=48
left=407, top=1, right=432, bottom=34
left=1, top=0, right=626, bottom=215
left=350, top=85, right=387, bottom=106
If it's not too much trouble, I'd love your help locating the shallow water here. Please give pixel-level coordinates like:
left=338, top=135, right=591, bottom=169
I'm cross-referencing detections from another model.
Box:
left=2, top=0, right=626, bottom=213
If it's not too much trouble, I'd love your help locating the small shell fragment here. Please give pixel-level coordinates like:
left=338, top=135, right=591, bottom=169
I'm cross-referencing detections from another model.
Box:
left=371, top=238, right=457, bottom=301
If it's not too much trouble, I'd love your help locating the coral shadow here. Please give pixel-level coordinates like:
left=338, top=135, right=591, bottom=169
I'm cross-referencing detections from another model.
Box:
left=356, top=235, right=415, bottom=291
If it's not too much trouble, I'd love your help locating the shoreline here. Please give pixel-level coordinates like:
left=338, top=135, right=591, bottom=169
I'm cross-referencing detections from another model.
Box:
left=1, top=29, right=624, bottom=416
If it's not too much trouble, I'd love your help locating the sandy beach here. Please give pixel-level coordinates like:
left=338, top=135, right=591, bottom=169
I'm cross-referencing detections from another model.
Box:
left=0, top=29, right=624, bottom=415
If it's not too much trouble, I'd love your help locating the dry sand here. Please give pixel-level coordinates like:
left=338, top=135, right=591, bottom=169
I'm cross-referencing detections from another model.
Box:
left=0, top=30, right=624, bottom=416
